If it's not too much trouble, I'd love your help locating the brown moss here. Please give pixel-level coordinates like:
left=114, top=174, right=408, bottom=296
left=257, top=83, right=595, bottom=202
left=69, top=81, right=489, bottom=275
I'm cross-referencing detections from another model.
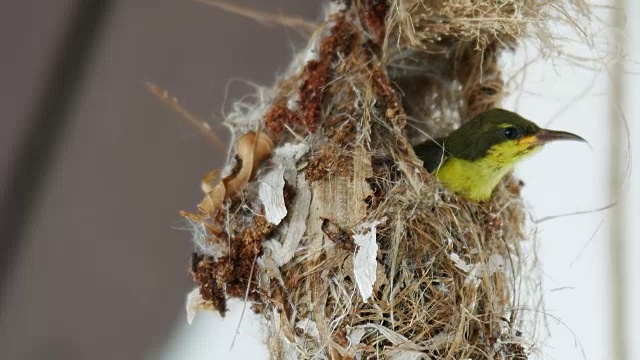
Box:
left=324, top=115, right=357, bottom=145
left=319, top=16, right=358, bottom=59
left=264, top=103, right=301, bottom=134
left=371, top=66, right=402, bottom=120
left=360, top=0, right=389, bottom=44
left=190, top=212, right=276, bottom=314
left=304, top=145, right=353, bottom=182
left=263, top=17, right=358, bottom=136
left=191, top=255, right=231, bottom=315
left=297, top=59, right=331, bottom=133
left=298, top=18, right=357, bottom=133
left=225, top=215, right=275, bottom=299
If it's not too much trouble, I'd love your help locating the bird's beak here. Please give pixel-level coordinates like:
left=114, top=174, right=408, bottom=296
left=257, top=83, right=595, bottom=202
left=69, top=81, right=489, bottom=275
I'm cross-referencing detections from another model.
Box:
left=518, top=129, right=587, bottom=147
left=537, top=129, right=587, bottom=143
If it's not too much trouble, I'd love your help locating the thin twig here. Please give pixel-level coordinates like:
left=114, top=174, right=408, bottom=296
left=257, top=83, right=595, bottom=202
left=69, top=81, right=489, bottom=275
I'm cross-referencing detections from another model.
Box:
left=533, top=203, right=616, bottom=224
left=146, top=82, right=225, bottom=150
left=197, top=0, right=317, bottom=34
left=230, top=255, right=257, bottom=351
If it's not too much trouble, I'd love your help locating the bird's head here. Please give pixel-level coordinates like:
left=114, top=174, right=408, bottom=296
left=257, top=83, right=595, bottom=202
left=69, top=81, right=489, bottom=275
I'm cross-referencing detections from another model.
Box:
left=443, top=108, right=586, bottom=166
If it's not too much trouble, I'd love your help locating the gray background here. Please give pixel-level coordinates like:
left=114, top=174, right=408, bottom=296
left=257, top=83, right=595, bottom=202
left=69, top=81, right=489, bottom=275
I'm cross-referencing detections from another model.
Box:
left=0, top=1, right=316, bottom=359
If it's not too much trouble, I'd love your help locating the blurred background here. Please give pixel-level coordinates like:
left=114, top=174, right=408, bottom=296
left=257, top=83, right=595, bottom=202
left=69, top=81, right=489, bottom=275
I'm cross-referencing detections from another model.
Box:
left=0, top=1, right=637, bottom=360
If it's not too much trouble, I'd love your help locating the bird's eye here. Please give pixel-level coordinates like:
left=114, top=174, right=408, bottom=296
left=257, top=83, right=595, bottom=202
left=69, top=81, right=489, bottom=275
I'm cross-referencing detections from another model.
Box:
left=504, top=127, right=520, bottom=140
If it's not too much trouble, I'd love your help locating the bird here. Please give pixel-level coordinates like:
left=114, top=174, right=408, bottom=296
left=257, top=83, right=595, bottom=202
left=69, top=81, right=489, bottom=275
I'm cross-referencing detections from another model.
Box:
left=413, top=108, right=586, bottom=202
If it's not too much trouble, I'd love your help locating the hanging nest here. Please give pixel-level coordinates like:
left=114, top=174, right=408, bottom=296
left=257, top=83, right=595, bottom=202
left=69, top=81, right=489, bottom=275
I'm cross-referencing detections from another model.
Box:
left=181, top=0, right=590, bottom=359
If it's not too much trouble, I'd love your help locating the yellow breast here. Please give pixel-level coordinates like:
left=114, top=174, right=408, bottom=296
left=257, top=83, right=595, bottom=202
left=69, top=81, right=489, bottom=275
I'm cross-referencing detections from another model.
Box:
left=435, top=157, right=513, bottom=201
left=434, top=141, right=539, bottom=201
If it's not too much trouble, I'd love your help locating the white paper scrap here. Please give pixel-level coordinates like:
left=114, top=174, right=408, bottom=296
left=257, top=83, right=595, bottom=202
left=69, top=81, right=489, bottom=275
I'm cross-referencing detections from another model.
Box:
left=185, top=287, right=205, bottom=325
left=353, top=220, right=382, bottom=302
left=259, top=165, right=287, bottom=225
left=273, top=142, right=309, bottom=162
left=449, top=253, right=506, bottom=284
left=449, top=253, right=474, bottom=273
left=277, top=176, right=311, bottom=265
left=259, top=143, right=310, bottom=225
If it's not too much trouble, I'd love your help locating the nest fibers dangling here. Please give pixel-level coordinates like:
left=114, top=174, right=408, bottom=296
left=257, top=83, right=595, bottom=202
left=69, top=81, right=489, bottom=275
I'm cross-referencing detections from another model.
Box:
left=182, top=0, right=590, bottom=359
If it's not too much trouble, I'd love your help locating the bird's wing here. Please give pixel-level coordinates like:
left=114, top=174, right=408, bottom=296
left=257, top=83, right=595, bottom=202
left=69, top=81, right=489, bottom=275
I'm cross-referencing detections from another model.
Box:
left=413, top=138, right=447, bottom=173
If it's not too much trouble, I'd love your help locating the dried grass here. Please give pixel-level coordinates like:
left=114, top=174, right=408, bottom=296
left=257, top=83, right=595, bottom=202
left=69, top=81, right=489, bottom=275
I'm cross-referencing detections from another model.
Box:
left=182, top=0, right=591, bottom=359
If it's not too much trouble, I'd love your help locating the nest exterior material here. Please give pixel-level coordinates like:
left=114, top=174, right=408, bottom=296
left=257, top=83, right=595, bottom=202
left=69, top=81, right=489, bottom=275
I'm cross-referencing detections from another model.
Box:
left=182, top=1, right=589, bottom=359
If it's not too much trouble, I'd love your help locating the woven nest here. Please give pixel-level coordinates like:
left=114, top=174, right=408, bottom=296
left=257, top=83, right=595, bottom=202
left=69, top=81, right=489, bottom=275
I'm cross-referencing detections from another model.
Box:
left=182, top=1, right=590, bottom=359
